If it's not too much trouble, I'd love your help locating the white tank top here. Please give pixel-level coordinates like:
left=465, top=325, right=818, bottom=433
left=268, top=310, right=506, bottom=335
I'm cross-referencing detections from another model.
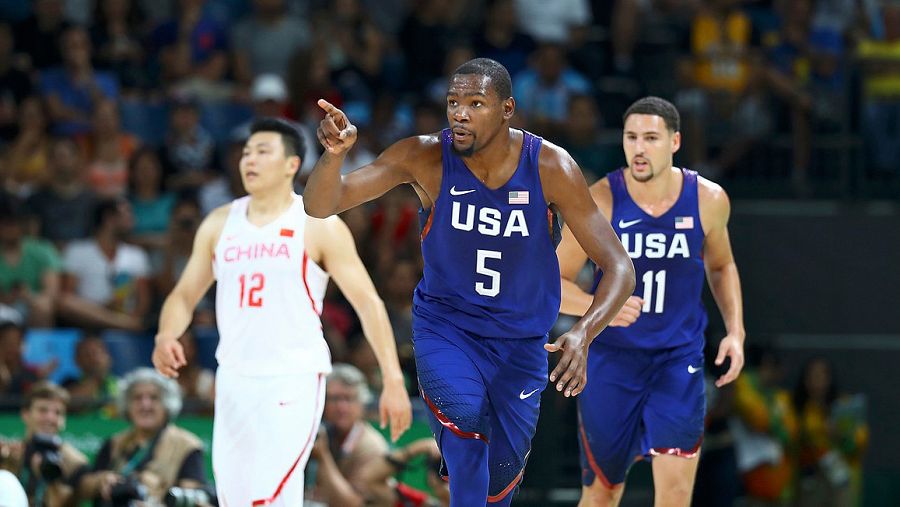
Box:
left=213, top=194, right=331, bottom=376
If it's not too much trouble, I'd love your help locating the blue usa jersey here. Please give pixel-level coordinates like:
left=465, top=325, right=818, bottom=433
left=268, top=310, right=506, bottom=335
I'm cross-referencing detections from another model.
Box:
left=413, top=129, right=560, bottom=339
left=593, top=168, right=707, bottom=349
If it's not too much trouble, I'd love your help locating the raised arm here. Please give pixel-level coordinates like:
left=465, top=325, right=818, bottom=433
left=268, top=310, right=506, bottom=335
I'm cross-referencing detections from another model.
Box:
left=541, top=147, right=635, bottom=397
left=307, top=215, right=412, bottom=442
left=303, top=100, right=424, bottom=217
left=699, top=180, right=745, bottom=387
left=151, top=206, right=224, bottom=378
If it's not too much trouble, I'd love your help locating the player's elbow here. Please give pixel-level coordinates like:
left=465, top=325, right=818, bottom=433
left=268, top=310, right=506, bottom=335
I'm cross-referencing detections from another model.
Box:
left=303, top=199, right=335, bottom=218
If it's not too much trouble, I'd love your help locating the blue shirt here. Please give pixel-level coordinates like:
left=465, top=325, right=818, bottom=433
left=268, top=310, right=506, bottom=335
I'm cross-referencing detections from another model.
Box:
left=592, top=168, right=708, bottom=349
left=414, top=129, right=561, bottom=339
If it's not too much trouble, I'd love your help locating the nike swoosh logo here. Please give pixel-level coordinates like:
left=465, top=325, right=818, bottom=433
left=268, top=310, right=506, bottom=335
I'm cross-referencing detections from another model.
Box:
left=450, top=186, right=476, bottom=196
left=519, top=388, right=540, bottom=400
left=618, top=218, right=643, bottom=229
left=687, top=365, right=701, bottom=374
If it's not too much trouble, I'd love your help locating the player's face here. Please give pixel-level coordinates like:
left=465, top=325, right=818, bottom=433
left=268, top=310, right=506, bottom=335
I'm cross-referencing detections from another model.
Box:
left=623, top=114, right=680, bottom=183
left=127, top=382, right=167, bottom=433
left=240, top=132, right=298, bottom=194
left=22, top=399, right=65, bottom=436
left=446, top=74, right=513, bottom=157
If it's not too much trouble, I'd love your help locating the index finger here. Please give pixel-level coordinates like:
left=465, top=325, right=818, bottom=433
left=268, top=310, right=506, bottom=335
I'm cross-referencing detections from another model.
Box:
left=317, top=99, right=338, bottom=114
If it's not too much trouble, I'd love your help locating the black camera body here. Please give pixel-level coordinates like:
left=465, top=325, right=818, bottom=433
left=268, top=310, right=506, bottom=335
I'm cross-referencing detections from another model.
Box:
left=30, top=433, right=64, bottom=482
left=108, top=477, right=148, bottom=507
left=165, top=486, right=218, bottom=507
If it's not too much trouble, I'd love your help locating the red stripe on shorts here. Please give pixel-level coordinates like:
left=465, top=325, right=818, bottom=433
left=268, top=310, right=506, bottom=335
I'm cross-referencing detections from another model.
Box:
left=421, top=390, right=489, bottom=444
left=251, top=373, right=324, bottom=506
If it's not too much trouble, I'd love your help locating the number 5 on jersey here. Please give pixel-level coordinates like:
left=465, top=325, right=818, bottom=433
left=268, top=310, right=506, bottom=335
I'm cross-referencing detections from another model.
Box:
left=475, top=249, right=501, bottom=297
left=239, top=273, right=265, bottom=308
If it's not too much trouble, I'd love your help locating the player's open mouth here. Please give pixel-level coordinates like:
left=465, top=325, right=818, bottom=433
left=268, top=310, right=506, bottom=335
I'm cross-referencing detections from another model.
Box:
left=633, top=159, right=649, bottom=169
left=452, top=128, right=471, bottom=141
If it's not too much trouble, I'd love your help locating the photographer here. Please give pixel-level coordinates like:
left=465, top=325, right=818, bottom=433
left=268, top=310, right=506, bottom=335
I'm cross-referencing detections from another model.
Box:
left=0, top=381, right=89, bottom=507
left=360, top=438, right=449, bottom=507
left=80, top=368, right=208, bottom=506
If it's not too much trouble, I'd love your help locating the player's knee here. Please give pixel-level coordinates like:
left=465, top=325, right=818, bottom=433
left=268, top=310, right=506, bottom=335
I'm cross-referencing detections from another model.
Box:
left=579, top=480, right=624, bottom=507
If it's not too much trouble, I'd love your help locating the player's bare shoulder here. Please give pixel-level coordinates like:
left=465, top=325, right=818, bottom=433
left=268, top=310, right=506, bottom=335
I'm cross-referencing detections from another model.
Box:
left=383, top=132, right=443, bottom=174
left=535, top=138, right=582, bottom=204
left=697, top=175, right=731, bottom=231
left=198, top=203, right=232, bottom=254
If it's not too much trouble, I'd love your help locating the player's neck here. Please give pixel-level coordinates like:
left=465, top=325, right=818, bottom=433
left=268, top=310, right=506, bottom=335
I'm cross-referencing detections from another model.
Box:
left=247, top=188, right=295, bottom=220
left=627, top=166, right=681, bottom=204
left=459, top=128, right=518, bottom=179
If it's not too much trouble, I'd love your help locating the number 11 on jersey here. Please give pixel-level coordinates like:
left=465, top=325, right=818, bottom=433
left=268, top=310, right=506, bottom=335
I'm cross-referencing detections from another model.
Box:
left=239, top=273, right=265, bottom=307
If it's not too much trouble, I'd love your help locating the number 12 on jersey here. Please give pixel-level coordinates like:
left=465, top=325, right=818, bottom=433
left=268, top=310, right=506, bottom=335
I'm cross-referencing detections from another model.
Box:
left=641, top=270, right=666, bottom=313
left=239, top=273, right=265, bottom=308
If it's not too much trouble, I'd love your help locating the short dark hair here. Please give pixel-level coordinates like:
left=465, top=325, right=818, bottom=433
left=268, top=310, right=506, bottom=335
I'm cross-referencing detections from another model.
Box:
left=92, top=198, right=122, bottom=231
left=249, top=117, right=306, bottom=160
left=623, top=96, right=680, bottom=133
left=452, top=58, right=512, bottom=101
left=25, top=381, right=70, bottom=409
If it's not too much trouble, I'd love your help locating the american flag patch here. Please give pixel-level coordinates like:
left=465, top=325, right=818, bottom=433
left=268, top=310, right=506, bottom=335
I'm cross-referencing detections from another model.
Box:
left=508, top=191, right=529, bottom=205
left=280, top=228, right=295, bottom=237
left=675, top=216, right=694, bottom=229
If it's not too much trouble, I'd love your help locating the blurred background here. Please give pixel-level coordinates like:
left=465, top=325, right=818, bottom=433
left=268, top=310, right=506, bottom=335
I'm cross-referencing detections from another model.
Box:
left=0, top=0, right=895, bottom=505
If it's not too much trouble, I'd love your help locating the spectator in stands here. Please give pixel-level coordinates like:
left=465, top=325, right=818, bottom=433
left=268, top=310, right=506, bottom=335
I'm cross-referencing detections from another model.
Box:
left=40, top=26, right=119, bottom=137
left=318, top=0, right=388, bottom=104
left=150, top=0, right=230, bottom=100
left=857, top=2, right=900, bottom=176
left=398, top=0, right=453, bottom=93
left=0, top=22, right=33, bottom=144
left=732, top=346, right=799, bottom=505
left=197, top=135, right=246, bottom=215
left=308, top=363, right=389, bottom=504
left=360, top=438, right=449, bottom=507
left=0, top=198, right=60, bottom=327
left=677, top=0, right=769, bottom=177
left=58, top=198, right=151, bottom=331
left=152, top=195, right=201, bottom=298
left=793, top=357, right=869, bottom=507
left=174, top=329, right=214, bottom=414
left=80, top=368, right=208, bottom=503
left=230, top=74, right=318, bottom=174
left=5, top=97, right=51, bottom=196
left=62, top=334, right=119, bottom=416
left=90, top=0, right=148, bottom=91
left=512, top=42, right=591, bottom=138
left=81, top=99, right=140, bottom=199
left=0, top=321, right=44, bottom=404
left=761, top=0, right=815, bottom=194
left=128, top=148, right=176, bottom=250
left=0, top=381, right=89, bottom=507
left=514, top=0, right=591, bottom=45
left=12, top=0, right=71, bottom=70
left=474, top=0, right=536, bottom=80
left=24, top=137, right=97, bottom=244
left=231, top=0, right=312, bottom=84
left=160, top=94, right=217, bottom=193
left=560, top=94, right=622, bottom=182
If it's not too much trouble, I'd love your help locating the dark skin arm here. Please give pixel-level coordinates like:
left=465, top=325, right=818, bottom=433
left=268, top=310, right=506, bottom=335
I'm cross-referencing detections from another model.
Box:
left=304, top=100, right=439, bottom=217
left=538, top=143, right=635, bottom=396
left=307, top=101, right=634, bottom=398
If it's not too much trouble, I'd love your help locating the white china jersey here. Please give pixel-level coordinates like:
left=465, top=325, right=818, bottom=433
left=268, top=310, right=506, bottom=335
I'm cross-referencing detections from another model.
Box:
left=212, top=194, right=331, bottom=376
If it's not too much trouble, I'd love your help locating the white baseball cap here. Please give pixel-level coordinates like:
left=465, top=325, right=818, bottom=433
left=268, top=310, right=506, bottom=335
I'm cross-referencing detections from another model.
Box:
left=251, top=74, right=288, bottom=102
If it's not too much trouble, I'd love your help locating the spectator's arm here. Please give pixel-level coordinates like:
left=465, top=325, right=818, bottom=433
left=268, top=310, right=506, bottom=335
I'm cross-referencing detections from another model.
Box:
left=311, top=431, right=364, bottom=507
left=44, top=94, right=90, bottom=125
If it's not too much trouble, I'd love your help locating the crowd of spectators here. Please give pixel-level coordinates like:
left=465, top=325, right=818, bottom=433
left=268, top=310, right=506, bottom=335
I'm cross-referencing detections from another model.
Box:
left=0, top=0, right=883, bottom=504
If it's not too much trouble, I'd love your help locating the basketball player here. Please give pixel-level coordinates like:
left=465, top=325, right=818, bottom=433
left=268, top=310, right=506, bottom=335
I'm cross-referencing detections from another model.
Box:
left=151, top=118, right=412, bottom=506
left=304, top=58, right=635, bottom=506
left=557, top=97, right=745, bottom=506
